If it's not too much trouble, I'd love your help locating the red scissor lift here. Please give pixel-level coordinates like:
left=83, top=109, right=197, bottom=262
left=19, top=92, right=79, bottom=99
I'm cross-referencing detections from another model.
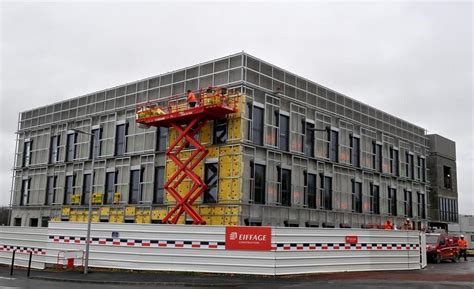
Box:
left=136, top=87, right=238, bottom=224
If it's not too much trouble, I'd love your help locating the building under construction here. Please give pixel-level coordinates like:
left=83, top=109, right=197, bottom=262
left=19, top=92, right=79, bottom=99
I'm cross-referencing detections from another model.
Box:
left=9, top=52, right=454, bottom=229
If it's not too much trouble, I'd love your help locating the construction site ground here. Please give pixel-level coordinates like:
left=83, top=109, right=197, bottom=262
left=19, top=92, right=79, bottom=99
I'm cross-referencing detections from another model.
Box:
left=1, top=259, right=473, bottom=289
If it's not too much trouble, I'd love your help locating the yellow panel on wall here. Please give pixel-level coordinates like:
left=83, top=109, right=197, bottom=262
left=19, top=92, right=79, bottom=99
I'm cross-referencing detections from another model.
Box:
left=151, top=208, right=167, bottom=220
left=100, top=206, right=110, bottom=216
left=61, top=207, right=70, bottom=216
left=125, top=206, right=136, bottom=216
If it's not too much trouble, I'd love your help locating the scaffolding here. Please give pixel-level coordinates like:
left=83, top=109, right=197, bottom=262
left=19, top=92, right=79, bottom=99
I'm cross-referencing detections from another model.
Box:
left=136, top=87, right=239, bottom=224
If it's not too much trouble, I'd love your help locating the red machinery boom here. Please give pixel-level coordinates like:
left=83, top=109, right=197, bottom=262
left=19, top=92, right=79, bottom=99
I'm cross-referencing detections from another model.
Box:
left=136, top=87, right=238, bottom=224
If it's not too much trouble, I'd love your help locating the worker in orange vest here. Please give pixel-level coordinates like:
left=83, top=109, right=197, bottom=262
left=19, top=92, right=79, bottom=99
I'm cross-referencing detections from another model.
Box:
left=187, top=90, right=197, bottom=108
left=458, top=235, right=468, bottom=261
left=384, top=219, right=394, bottom=230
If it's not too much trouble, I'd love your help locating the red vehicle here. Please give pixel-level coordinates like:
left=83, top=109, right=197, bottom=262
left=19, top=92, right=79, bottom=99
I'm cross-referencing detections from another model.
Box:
left=426, top=233, right=460, bottom=263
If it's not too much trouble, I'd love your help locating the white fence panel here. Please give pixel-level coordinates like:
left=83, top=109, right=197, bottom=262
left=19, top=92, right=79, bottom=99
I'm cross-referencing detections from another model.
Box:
left=272, top=227, right=421, bottom=275
left=0, top=227, right=47, bottom=269
left=0, top=222, right=424, bottom=275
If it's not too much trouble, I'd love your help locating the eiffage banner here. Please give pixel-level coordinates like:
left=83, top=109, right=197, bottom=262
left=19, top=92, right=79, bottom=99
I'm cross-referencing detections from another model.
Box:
left=225, top=226, right=272, bottom=251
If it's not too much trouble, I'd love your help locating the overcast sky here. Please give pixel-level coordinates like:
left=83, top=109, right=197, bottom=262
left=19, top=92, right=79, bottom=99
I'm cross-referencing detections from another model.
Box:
left=0, top=1, right=472, bottom=214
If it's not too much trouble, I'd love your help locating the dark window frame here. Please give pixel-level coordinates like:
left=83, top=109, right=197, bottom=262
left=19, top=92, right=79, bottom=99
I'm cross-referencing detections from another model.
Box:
left=82, top=174, right=92, bottom=206
left=329, top=130, right=339, bottom=162
left=115, top=123, right=128, bottom=156
left=49, top=135, right=60, bottom=164
left=306, top=173, right=317, bottom=209
left=23, top=140, right=32, bottom=167
left=213, top=119, right=228, bottom=145
left=305, top=122, right=315, bottom=157
left=20, top=179, right=30, bottom=206
left=351, top=180, right=362, bottom=213
left=388, top=187, right=397, bottom=216
left=129, top=169, right=142, bottom=204
left=350, top=135, right=360, bottom=167
left=252, top=106, right=264, bottom=146
left=153, top=166, right=165, bottom=204
left=90, top=128, right=102, bottom=159
left=253, top=163, right=266, bottom=204
left=321, top=175, right=333, bottom=210
left=203, top=162, right=219, bottom=203
left=104, top=171, right=117, bottom=204
left=370, top=183, right=380, bottom=214
left=66, top=133, right=76, bottom=162
left=64, top=175, right=75, bottom=205
left=279, top=168, right=291, bottom=207
left=279, top=114, right=289, bottom=151
left=404, top=190, right=413, bottom=217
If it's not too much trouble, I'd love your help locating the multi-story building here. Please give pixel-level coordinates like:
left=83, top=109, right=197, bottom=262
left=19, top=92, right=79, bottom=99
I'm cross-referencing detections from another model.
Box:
left=10, top=52, right=439, bottom=229
left=427, top=134, right=458, bottom=230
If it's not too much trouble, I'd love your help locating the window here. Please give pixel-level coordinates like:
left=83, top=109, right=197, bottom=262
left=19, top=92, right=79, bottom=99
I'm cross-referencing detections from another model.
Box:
left=420, top=157, right=426, bottom=182
left=90, top=128, right=101, bottom=159
left=23, top=140, right=32, bottom=167
left=154, top=166, right=165, bottom=204
left=306, top=173, right=317, bottom=209
left=20, top=179, right=29, bottom=206
left=417, top=192, right=426, bottom=219
left=443, top=166, right=452, bottom=189
left=104, top=172, right=116, bottom=204
left=329, top=130, right=338, bottom=162
left=66, top=133, right=76, bottom=162
left=204, top=163, right=219, bottom=203
left=439, top=197, right=458, bottom=222
left=279, top=114, right=289, bottom=151
left=82, top=174, right=92, bottom=205
left=129, top=169, right=141, bottom=204
left=350, top=135, right=360, bottom=167
left=321, top=175, right=332, bottom=210
left=390, top=148, right=399, bottom=176
left=370, top=183, right=380, bottom=214
left=352, top=181, right=362, bottom=213
left=388, top=187, right=397, bottom=216
left=14, top=218, right=22, bottom=226
left=305, top=123, right=315, bottom=157
left=246, top=101, right=253, bottom=141
left=406, top=152, right=414, bottom=179
left=41, top=217, right=49, bottom=227
left=45, top=176, right=57, bottom=205
left=64, top=175, right=74, bottom=205
left=213, top=119, right=227, bottom=144
left=373, top=142, right=382, bottom=172
left=49, top=135, right=60, bottom=164
left=157, top=127, right=169, bottom=151
left=404, top=190, right=413, bottom=217
left=252, top=106, right=264, bottom=146
left=29, top=218, right=38, bottom=227
left=115, top=124, right=127, bottom=156
left=253, top=164, right=265, bottom=204
left=279, top=168, right=291, bottom=207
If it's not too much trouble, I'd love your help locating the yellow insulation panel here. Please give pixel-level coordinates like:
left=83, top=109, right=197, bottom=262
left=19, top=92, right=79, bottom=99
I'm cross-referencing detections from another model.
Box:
left=61, top=207, right=70, bottom=216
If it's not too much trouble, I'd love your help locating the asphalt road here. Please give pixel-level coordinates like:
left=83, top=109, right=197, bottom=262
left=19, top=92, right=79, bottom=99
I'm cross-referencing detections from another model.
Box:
left=1, top=260, right=473, bottom=289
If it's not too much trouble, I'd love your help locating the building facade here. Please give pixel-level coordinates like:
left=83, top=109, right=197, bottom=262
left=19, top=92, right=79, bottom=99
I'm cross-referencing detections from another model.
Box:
left=10, top=52, right=438, bottom=229
left=427, top=134, right=458, bottom=230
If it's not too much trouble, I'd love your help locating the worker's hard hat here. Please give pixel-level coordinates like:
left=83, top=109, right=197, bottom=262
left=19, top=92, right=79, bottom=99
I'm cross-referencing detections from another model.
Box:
left=406, top=218, right=410, bottom=221
left=460, top=235, right=464, bottom=238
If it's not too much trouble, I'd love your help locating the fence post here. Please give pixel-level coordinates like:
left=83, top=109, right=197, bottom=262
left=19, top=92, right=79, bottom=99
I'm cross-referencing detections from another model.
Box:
left=27, top=251, right=33, bottom=277
left=10, top=249, right=16, bottom=276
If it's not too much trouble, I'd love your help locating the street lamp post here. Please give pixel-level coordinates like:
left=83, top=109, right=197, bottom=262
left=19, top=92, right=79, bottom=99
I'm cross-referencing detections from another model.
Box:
left=72, top=129, right=94, bottom=275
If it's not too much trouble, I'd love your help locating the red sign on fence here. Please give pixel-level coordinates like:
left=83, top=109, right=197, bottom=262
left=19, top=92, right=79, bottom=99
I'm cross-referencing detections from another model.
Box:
left=225, top=226, right=272, bottom=251
left=345, top=235, right=358, bottom=244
